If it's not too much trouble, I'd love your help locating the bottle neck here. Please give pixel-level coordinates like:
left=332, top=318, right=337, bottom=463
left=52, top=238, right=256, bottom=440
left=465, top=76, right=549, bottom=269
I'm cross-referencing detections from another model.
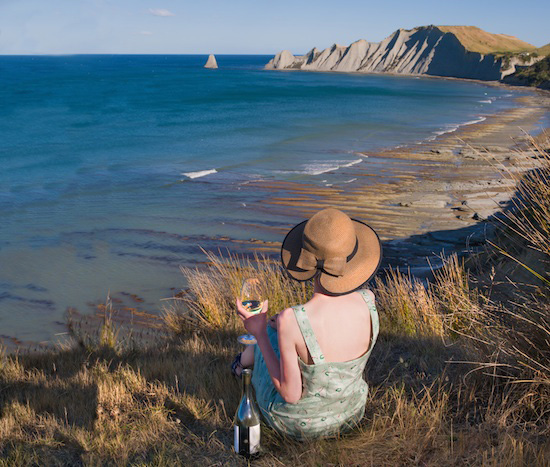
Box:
left=242, top=369, right=252, bottom=400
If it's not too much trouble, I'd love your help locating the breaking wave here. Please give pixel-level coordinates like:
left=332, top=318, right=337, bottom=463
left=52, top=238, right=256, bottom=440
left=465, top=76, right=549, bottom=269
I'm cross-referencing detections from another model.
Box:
left=181, top=168, right=218, bottom=179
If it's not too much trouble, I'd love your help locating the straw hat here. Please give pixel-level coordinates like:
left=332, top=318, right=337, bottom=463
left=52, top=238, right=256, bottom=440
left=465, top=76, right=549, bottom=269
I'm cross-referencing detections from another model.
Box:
left=281, top=208, right=382, bottom=295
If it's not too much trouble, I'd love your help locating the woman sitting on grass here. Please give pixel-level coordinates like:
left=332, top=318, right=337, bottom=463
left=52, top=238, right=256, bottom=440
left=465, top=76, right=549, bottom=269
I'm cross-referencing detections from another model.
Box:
left=233, top=208, right=381, bottom=440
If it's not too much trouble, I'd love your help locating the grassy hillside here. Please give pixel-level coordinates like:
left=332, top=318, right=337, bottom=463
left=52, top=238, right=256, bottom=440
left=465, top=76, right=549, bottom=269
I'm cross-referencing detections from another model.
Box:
left=0, top=135, right=549, bottom=465
left=536, top=43, right=550, bottom=56
left=436, top=25, right=536, bottom=54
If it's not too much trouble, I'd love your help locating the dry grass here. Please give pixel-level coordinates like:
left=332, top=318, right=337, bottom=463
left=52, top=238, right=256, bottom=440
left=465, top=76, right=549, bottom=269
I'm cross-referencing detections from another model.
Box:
left=495, top=134, right=550, bottom=276
left=374, top=268, right=443, bottom=338
left=1, top=136, right=549, bottom=465
left=470, top=133, right=550, bottom=386
left=164, top=248, right=312, bottom=332
left=436, top=26, right=536, bottom=54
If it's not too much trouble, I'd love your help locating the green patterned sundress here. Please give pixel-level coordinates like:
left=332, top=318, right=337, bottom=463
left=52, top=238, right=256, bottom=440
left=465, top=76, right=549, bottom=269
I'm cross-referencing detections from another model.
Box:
left=251, top=289, right=379, bottom=440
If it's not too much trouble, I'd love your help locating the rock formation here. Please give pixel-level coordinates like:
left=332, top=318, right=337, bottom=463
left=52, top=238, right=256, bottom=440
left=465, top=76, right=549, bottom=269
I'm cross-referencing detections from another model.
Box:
left=503, top=56, right=550, bottom=90
left=204, top=54, right=218, bottom=69
left=265, top=26, right=540, bottom=81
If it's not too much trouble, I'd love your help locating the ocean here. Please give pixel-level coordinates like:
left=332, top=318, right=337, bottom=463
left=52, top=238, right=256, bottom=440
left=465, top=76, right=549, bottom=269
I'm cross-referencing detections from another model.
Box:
left=0, top=54, right=535, bottom=343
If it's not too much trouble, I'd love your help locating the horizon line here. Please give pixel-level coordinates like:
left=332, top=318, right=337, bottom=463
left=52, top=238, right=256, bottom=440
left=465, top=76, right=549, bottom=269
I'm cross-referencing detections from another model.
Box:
left=0, top=52, right=280, bottom=57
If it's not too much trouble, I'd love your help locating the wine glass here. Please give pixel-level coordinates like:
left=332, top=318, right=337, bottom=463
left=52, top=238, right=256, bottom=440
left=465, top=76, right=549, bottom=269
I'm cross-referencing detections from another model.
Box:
left=237, top=278, right=263, bottom=345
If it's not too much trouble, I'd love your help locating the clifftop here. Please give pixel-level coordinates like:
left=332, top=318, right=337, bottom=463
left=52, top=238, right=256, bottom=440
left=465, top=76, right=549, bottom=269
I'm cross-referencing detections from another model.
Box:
left=435, top=26, right=535, bottom=54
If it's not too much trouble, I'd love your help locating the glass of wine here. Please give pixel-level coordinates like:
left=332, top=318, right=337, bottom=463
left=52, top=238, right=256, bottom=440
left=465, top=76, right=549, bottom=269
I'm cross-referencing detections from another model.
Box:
left=237, top=278, right=263, bottom=346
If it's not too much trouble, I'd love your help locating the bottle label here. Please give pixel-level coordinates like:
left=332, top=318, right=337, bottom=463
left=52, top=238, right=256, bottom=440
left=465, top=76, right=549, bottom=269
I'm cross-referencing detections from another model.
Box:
left=234, top=424, right=261, bottom=455
left=249, top=424, right=260, bottom=454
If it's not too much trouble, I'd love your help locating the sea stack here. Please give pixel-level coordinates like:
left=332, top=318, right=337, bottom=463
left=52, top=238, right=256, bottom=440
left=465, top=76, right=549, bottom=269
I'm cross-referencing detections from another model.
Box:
left=204, top=54, right=218, bottom=69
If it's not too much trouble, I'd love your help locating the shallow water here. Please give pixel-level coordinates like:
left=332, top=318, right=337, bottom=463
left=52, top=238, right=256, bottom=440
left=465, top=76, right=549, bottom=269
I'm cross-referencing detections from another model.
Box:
left=0, top=54, right=535, bottom=343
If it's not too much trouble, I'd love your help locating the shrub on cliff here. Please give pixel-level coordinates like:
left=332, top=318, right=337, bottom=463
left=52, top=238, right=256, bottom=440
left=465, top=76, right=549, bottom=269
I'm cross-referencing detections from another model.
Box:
left=504, top=56, right=550, bottom=89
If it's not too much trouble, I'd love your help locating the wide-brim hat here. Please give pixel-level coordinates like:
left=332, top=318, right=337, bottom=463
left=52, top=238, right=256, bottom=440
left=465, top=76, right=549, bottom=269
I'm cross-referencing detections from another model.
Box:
left=281, top=208, right=382, bottom=295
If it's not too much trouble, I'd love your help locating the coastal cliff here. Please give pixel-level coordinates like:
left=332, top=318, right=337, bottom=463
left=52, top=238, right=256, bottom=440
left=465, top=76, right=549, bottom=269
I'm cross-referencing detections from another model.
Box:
left=266, top=25, right=541, bottom=81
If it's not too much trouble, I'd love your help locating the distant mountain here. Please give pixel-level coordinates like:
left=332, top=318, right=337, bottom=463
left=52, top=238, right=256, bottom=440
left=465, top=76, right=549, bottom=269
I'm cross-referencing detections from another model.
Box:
left=266, top=25, right=542, bottom=81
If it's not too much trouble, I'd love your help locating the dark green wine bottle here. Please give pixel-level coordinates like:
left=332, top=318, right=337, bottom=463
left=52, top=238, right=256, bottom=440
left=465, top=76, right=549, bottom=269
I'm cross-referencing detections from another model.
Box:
left=234, top=369, right=261, bottom=458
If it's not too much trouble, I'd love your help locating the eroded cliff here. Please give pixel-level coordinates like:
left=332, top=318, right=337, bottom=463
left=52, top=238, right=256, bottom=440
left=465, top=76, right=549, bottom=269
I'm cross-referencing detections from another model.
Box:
left=266, top=26, right=540, bottom=81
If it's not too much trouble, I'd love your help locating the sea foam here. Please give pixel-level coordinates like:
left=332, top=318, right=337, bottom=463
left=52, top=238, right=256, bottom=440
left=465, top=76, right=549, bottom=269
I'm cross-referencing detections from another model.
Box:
left=182, top=168, right=217, bottom=179
left=429, top=116, right=487, bottom=139
left=301, top=158, right=363, bottom=176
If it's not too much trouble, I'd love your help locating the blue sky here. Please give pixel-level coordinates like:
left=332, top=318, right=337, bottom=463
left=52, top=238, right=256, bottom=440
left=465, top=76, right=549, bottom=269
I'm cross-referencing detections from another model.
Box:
left=1, top=0, right=548, bottom=55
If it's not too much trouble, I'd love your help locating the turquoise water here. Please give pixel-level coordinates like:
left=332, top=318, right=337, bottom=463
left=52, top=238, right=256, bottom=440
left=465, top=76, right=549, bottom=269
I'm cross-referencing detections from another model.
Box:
left=0, top=55, right=533, bottom=343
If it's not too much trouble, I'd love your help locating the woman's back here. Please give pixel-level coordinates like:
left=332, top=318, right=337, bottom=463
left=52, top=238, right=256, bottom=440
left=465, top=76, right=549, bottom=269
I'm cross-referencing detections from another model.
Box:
left=294, top=290, right=374, bottom=365
left=251, top=289, right=379, bottom=440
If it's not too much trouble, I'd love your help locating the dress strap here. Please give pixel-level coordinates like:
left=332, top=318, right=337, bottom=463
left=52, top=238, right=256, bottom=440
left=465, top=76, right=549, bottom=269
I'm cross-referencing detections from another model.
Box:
left=357, top=289, right=380, bottom=356
left=292, top=306, right=325, bottom=365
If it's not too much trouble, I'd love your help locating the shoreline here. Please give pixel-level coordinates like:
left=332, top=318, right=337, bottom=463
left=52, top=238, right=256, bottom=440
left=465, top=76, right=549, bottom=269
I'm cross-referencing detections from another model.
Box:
left=265, top=66, right=550, bottom=96
left=238, top=92, right=550, bottom=272
left=2, top=90, right=549, bottom=353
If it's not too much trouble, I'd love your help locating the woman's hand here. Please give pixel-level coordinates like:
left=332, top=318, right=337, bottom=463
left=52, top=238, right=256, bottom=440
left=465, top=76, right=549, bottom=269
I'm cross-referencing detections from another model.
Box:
left=236, top=299, right=269, bottom=336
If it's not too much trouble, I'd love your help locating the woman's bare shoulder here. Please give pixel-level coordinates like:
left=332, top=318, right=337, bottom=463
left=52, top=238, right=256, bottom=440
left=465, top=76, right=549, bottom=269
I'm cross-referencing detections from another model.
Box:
left=277, top=307, right=297, bottom=327
left=276, top=307, right=302, bottom=341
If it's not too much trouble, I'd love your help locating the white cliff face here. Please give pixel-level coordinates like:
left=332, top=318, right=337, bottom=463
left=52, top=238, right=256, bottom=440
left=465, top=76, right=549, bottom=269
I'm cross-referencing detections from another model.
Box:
left=500, top=55, right=542, bottom=78
left=265, top=26, right=524, bottom=81
left=204, top=54, right=218, bottom=69
left=265, top=50, right=297, bottom=70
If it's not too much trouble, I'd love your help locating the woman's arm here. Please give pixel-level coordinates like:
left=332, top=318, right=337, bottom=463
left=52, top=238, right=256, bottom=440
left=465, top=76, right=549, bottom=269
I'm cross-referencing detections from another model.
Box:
left=255, top=308, right=302, bottom=403
left=236, top=301, right=302, bottom=404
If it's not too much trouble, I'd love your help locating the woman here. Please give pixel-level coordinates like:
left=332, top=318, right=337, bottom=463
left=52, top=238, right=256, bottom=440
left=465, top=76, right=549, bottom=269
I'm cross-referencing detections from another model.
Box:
left=234, top=208, right=381, bottom=440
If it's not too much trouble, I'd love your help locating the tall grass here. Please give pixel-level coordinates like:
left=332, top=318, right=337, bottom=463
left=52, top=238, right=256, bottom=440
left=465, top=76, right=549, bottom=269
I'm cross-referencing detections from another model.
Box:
left=493, top=134, right=550, bottom=389
left=465, top=133, right=550, bottom=386
left=374, top=268, right=443, bottom=338
left=164, top=249, right=312, bottom=332
left=424, top=133, right=550, bottom=439
left=1, top=251, right=547, bottom=464
left=500, top=134, right=550, bottom=262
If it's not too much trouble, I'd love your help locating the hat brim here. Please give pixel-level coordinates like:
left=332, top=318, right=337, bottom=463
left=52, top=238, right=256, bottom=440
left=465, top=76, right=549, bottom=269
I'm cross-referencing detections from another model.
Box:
left=280, top=217, right=382, bottom=295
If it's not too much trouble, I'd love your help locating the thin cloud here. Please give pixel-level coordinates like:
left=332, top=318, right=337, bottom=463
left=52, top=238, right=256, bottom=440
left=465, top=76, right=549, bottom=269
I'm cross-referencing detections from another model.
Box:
left=148, top=8, right=175, bottom=17
left=140, top=31, right=153, bottom=36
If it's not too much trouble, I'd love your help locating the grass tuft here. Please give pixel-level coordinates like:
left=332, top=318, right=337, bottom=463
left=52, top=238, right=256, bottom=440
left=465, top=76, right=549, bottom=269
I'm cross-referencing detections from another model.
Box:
left=375, top=268, right=443, bottom=338
left=164, top=248, right=312, bottom=333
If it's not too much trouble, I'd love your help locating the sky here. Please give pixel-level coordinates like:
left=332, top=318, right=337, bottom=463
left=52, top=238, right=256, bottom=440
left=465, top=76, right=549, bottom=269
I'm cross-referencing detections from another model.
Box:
left=0, top=0, right=549, bottom=55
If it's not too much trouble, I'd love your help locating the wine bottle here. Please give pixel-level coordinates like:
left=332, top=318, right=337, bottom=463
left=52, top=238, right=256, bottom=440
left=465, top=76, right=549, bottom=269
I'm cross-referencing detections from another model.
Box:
left=234, top=368, right=261, bottom=458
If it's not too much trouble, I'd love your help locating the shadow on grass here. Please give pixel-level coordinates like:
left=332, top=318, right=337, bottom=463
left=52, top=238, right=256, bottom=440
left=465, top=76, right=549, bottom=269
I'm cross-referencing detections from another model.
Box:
left=0, top=304, right=542, bottom=464
left=0, top=348, right=98, bottom=430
